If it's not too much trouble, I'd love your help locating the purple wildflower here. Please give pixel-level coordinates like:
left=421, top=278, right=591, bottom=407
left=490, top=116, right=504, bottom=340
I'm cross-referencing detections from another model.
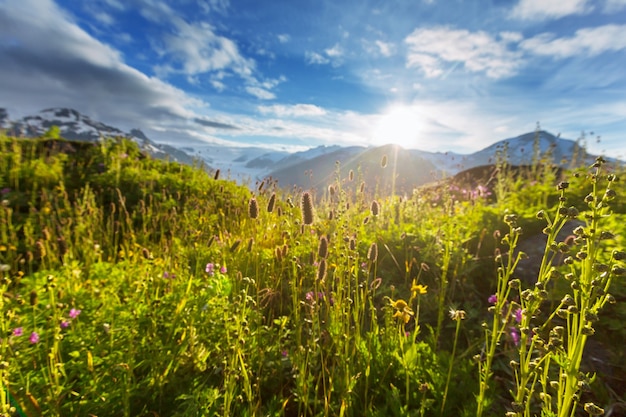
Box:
left=12, top=327, right=23, bottom=337
left=0, top=188, right=10, bottom=195
left=281, top=350, right=288, bottom=357
left=220, top=265, right=227, bottom=274
left=205, top=263, right=215, bottom=276
left=29, top=332, right=39, bottom=344
left=488, top=294, right=497, bottom=304
left=514, top=308, right=523, bottom=323
left=69, top=308, right=81, bottom=319
left=510, top=327, right=520, bottom=346
left=60, top=321, right=70, bottom=329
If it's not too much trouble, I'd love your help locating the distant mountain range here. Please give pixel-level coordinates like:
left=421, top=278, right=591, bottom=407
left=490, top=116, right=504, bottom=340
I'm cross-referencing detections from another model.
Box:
left=1, top=107, right=618, bottom=192
left=0, top=107, right=197, bottom=165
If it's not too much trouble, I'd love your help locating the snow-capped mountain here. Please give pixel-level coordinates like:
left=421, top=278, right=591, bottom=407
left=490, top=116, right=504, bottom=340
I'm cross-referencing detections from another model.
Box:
left=1, top=107, right=620, bottom=190
left=1, top=108, right=197, bottom=165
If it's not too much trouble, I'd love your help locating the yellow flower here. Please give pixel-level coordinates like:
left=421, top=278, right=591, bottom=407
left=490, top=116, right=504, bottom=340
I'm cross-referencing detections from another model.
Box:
left=411, top=284, right=428, bottom=295
left=390, top=298, right=414, bottom=324
left=393, top=309, right=412, bottom=324
left=391, top=299, right=408, bottom=310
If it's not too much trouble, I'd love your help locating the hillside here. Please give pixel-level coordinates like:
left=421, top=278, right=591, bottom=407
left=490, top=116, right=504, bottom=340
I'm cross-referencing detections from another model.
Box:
left=1, top=133, right=625, bottom=416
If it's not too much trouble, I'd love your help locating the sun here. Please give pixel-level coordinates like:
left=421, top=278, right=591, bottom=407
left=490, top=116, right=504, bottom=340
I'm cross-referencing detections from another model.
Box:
left=372, top=105, right=422, bottom=148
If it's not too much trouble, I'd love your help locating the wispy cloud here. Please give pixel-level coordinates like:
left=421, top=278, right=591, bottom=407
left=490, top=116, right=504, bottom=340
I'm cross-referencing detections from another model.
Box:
left=245, top=86, right=276, bottom=100
left=156, top=20, right=255, bottom=79
left=305, top=44, right=344, bottom=66
left=404, top=26, right=523, bottom=79
left=510, top=0, right=593, bottom=20
left=305, top=51, right=330, bottom=65
left=258, top=104, right=327, bottom=117
left=521, top=24, right=626, bottom=57
left=277, top=33, right=290, bottom=43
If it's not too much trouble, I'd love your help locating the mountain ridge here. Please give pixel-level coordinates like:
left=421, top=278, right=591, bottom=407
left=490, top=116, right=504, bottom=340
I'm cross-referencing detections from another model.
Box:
left=1, top=107, right=619, bottom=191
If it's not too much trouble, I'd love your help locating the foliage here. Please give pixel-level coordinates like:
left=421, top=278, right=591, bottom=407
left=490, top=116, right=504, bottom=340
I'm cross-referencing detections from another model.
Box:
left=0, top=132, right=624, bottom=416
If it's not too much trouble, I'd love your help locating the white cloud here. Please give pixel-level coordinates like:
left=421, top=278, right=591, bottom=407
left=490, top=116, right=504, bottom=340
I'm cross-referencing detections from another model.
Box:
left=0, top=0, right=205, bottom=132
left=375, top=40, right=395, bottom=57
left=159, top=20, right=255, bottom=78
left=405, top=27, right=523, bottom=79
left=325, top=44, right=343, bottom=58
left=245, top=86, right=276, bottom=100
left=305, top=44, right=344, bottom=67
left=520, top=24, right=626, bottom=57
left=258, top=104, right=327, bottom=117
left=510, top=0, right=592, bottom=20
left=305, top=51, right=330, bottom=65
left=277, top=34, right=290, bottom=43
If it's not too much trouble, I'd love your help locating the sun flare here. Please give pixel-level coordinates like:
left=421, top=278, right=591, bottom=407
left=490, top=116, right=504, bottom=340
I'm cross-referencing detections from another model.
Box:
left=372, top=106, right=422, bottom=148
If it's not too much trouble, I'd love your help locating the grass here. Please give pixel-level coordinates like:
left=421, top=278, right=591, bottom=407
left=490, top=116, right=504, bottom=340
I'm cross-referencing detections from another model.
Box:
left=0, top=132, right=624, bottom=416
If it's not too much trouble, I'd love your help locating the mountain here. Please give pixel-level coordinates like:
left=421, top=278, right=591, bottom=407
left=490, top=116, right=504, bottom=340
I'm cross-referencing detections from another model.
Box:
left=1, top=108, right=620, bottom=192
left=265, top=130, right=620, bottom=190
left=1, top=107, right=198, bottom=165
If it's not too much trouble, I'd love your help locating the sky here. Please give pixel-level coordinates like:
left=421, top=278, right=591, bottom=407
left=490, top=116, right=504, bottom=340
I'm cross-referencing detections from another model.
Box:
left=1, top=0, right=625, bottom=156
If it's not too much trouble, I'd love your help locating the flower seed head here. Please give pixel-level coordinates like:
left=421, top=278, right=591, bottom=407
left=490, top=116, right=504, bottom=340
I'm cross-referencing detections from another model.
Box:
left=370, top=200, right=380, bottom=216
left=267, top=193, right=276, bottom=213
left=248, top=197, right=259, bottom=219
left=318, top=236, right=329, bottom=259
left=301, top=191, right=314, bottom=225
left=367, top=242, right=378, bottom=262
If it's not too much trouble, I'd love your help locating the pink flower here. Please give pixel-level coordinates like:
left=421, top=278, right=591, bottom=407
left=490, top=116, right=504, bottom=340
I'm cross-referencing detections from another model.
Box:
left=514, top=308, right=523, bottom=323
left=510, top=327, right=520, bottom=346
left=69, top=308, right=81, bottom=319
left=205, top=263, right=215, bottom=276
left=61, top=321, right=70, bottom=329
left=488, top=294, right=497, bottom=304
left=29, top=332, right=39, bottom=344
left=220, top=265, right=227, bottom=274
left=12, top=327, right=23, bottom=337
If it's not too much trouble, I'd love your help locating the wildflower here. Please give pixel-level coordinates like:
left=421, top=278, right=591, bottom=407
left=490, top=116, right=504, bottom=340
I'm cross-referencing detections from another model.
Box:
left=367, top=243, right=378, bottom=262
left=29, top=332, right=40, bottom=344
left=248, top=197, right=259, bottom=219
left=411, top=284, right=428, bottom=295
left=267, top=192, right=276, bottom=213
left=61, top=321, right=70, bottom=329
left=301, top=191, right=314, bottom=225
left=391, top=298, right=413, bottom=324
left=281, top=350, right=288, bottom=358
left=510, top=327, right=520, bottom=346
left=488, top=294, right=497, bottom=304
left=69, top=308, right=81, bottom=319
left=318, top=236, right=329, bottom=259
left=220, top=265, right=227, bottom=274
left=449, top=308, right=467, bottom=321
left=12, top=327, right=23, bottom=337
left=514, top=308, right=522, bottom=323
left=206, top=263, right=215, bottom=276
left=370, top=200, right=380, bottom=216
left=317, top=259, right=327, bottom=281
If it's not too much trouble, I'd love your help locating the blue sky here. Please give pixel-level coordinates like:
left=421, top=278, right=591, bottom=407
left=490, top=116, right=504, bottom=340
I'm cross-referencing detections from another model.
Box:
left=1, top=0, right=625, bottom=155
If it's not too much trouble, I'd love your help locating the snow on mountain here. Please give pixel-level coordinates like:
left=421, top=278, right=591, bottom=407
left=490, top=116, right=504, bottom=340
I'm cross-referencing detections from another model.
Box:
left=2, top=107, right=620, bottom=189
left=1, top=108, right=196, bottom=165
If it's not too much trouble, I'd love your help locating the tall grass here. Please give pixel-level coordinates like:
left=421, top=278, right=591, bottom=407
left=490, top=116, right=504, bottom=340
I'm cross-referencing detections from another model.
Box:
left=0, top=133, right=624, bottom=416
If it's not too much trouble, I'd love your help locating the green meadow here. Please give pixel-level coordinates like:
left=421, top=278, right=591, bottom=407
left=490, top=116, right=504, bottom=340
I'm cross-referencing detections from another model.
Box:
left=0, top=132, right=625, bottom=416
